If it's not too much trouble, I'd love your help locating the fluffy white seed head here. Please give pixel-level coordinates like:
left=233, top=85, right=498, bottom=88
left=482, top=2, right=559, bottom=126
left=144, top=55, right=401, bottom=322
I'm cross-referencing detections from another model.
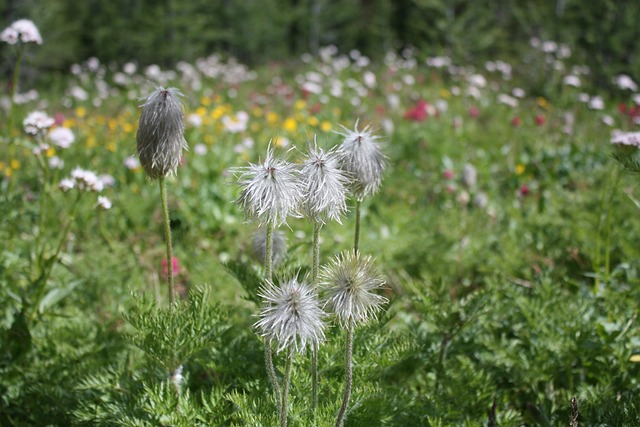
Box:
left=233, top=145, right=304, bottom=227
left=335, top=121, right=387, bottom=200
left=300, top=138, right=350, bottom=224
left=320, top=250, right=387, bottom=327
left=136, top=87, right=188, bottom=180
left=255, top=277, right=326, bottom=353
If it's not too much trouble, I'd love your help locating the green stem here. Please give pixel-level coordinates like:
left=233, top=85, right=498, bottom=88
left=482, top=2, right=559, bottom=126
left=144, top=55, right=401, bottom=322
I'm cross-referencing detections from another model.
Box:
left=280, top=346, right=294, bottom=427
left=263, top=220, right=281, bottom=413
left=603, top=169, right=621, bottom=283
left=31, top=190, right=82, bottom=321
left=265, top=221, right=274, bottom=282
left=34, top=152, right=49, bottom=275
left=7, top=44, right=23, bottom=193
left=311, top=221, right=321, bottom=413
left=354, top=199, right=361, bottom=253
left=159, top=176, right=175, bottom=305
left=335, top=325, right=353, bottom=427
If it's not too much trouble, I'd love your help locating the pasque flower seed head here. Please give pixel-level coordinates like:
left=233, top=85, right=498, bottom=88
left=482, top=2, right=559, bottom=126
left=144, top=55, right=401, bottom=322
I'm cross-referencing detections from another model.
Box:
left=136, top=87, right=188, bottom=179
left=233, top=145, right=304, bottom=227
left=320, top=250, right=387, bottom=327
left=300, top=138, right=350, bottom=224
left=255, top=277, right=326, bottom=353
left=336, top=121, right=386, bottom=200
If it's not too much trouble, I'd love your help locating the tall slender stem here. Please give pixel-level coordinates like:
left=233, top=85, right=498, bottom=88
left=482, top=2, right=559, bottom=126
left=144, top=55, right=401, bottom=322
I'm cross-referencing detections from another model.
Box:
left=265, top=221, right=274, bottom=282
left=354, top=199, right=361, bottom=253
left=311, top=221, right=321, bottom=413
left=312, top=222, right=321, bottom=285
left=280, top=346, right=294, bottom=427
left=31, top=190, right=82, bottom=321
left=7, top=45, right=23, bottom=194
left=34, top=152, right=49, bottom=274
left=263, top=220, right=282, bottom=413
left=335, top=325, right=354, bottom=427
left=159, top=176, right=175, bottom=305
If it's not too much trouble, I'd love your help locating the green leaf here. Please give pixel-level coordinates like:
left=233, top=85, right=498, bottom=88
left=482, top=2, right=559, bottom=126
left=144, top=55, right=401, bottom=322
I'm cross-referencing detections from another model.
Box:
left=38, top=280, right=83, bottom=314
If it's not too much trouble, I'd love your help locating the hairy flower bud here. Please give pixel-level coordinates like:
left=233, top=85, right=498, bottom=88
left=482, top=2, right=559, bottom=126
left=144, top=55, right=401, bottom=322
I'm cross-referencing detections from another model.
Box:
left=136, top=87, right=188, bottom=179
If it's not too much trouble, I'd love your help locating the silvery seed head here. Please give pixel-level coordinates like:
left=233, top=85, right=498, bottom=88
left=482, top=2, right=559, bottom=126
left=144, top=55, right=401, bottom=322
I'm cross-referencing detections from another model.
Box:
left=335, top=121, right=386, bottom=200
left=320, top=250, right=387, bottom=327
left=251, top=226, right=287, bottom=267
left=136, top=87, right=188, bottom=180
left=300, top=138, right=350, bottom=224
left=255, top=277, right=326, bottom=353
left=233, top=145, right=304, bottom=227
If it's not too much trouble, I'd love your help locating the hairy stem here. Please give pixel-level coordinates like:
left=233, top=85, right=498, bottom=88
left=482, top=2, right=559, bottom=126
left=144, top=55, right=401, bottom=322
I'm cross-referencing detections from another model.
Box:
left=159, top=176, right=175, bottom=305
left=311, top=221, right=322, bottom=413
left=263, top=221, right=282, bottom=413
left=354, top=199, right=361, bottom=253
left=335, top=325, right=354, bottom=427
left=280, top=346, right=294, bottom=427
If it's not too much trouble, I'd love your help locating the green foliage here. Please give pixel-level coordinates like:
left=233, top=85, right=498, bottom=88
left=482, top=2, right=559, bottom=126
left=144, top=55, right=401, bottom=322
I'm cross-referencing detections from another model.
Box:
left=124, top=288, right=229, bottom=372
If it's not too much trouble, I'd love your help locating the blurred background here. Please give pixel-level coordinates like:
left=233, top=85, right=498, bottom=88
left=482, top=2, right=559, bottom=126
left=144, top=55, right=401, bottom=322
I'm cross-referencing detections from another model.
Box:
left=2, top=0, right=640, bottom=89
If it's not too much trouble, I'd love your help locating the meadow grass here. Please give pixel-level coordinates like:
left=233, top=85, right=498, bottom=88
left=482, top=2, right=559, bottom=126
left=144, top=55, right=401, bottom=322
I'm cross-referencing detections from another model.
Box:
left=2, top=41, right=640, bottom=426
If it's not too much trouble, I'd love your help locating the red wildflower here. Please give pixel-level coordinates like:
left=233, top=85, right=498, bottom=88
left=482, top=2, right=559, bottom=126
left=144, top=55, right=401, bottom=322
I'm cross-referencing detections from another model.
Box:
left=443, top=169, right=455, bottom=180
left=161, top=256, right=181, bottom=278
left=511, top=117, right=521, bottom=127
left=404, top=99, right=429, bottom=122
left=469, top=106, right=479, bottom=118
left=535, top=114, right=545, bottom=126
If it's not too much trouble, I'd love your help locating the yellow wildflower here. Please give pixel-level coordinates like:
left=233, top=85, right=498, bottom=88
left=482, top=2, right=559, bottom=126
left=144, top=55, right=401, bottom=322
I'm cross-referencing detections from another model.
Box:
left=76, top=106, right=86, bottom=118
left=320, top=121, right=332, bottom=132
left=515, top=164, right=525, bottom=175
left=283, top=117, right=297, bottom=133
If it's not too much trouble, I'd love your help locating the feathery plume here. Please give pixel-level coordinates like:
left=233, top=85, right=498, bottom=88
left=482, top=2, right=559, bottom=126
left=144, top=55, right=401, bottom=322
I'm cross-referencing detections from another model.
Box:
left=136, top=87, right=188, bottom=180
left=255, top=277, right=326, bottom=353
left=233, top=145, right=303, bottom=227
left=335, top=121, right=386, bottom=200
left=320, top=250, right=387, bottom=327
left=300, top=138, right=350, bottom=224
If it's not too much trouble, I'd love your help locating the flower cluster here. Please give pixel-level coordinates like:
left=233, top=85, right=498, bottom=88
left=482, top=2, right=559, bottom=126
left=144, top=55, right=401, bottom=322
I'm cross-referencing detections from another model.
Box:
left=1, top=19, right=42, bottom=45
left=59, top=168, right=105, bottom=193
left=24, top=111, right=55, bottom=135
